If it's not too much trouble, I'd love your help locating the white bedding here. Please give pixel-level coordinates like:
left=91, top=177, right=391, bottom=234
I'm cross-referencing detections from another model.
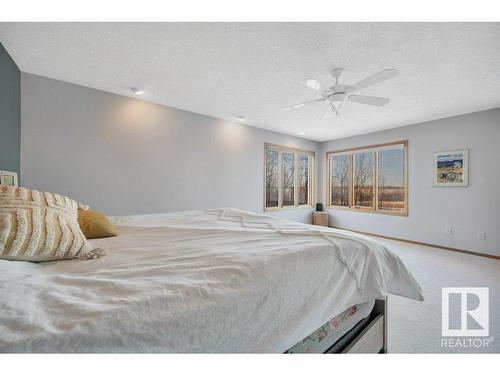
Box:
left=0, top=208, right=423, bottom=353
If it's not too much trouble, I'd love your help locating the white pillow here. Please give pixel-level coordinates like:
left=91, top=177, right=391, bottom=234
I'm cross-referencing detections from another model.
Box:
left=0, top=185, right=95, bottom=261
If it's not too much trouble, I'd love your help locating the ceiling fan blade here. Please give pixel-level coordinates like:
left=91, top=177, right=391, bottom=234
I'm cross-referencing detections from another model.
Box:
left=347, top=95, right=389, bottom=106
left=283, top=98, right=325, bottom=111
left=301, top=78, right=322, bottom=91
left=323, top=104, right=335, bottom=118
left=351, top=69, right=399, bottom=92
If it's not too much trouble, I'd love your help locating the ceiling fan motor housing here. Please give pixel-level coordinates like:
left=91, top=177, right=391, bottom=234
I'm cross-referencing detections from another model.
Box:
left=327, top=92, right=347, bottom=103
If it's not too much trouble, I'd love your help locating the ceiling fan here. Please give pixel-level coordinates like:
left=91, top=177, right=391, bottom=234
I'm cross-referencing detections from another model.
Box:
left=283, top=68, right=399, bottom=116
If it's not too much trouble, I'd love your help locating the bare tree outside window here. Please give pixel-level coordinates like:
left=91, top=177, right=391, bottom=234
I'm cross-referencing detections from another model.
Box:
left=298, top=154, right=309, bottom=205
left=265, top=149, right=279, bottom=207
left=353, top=152, right=374, bottom=207
left=282, top=153, right=295, bottom=206
left=265, top=144, right=314, bottom=210
left=327, top=141, right=407, bottom=215
left=330, top=154, right=349, bottom=206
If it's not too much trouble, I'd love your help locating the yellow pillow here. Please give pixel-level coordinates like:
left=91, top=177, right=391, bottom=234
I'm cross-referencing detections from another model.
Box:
left=78, top=209, right=118, bottom=239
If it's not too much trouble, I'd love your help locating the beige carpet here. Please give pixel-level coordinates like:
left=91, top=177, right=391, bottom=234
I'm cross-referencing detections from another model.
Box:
left=375, top=238, right=499, bottom=353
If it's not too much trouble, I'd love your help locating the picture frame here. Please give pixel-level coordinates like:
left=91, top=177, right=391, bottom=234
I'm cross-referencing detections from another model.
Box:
left=0, top=170, right=19, bottom=187
left=433, top=150, right=468, bottom=187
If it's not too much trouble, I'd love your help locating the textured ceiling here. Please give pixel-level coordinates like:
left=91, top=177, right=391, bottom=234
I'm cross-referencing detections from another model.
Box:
left=1, top=23, right=499, bottom=141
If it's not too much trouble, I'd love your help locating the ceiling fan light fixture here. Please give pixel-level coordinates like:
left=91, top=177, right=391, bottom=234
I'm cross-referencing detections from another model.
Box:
left=328, top=93, right=347, bottom=114
left=331, top=102, right=342, bottom=114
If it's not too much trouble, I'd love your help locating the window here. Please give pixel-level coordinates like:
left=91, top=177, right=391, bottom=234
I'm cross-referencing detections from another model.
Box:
left=282, top=153, right=295, bottom=206
left=327, top=141, right=407, bottom=215
left=297, top=154, right=310, bottom=205
left=265, top=148, right=279, bottom=208
left=353, top=151, right=374, bottom=208
left=378, top=147, right=405, bottom=212
left=265, top=143, right=315, bottom=210
left=330, top=154, right=349, bottom=207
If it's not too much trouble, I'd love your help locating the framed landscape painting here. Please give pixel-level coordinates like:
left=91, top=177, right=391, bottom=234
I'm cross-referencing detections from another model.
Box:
left=433, top=150, right=468, bottom=186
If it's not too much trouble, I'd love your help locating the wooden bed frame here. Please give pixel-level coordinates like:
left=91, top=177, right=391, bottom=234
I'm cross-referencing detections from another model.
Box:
left=285, top=298, right=387, bottom=354
left=314, top=298, right=387, bottom=354
left=339, top=298, right=387, bottom=353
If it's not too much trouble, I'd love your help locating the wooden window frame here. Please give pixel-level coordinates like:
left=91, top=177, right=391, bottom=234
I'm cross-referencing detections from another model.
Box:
left=326, top=140, right=408, bottom=216
left=264, top=143, right=315, bottom=212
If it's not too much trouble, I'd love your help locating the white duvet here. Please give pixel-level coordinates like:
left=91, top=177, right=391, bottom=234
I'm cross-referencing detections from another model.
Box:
left=0, top=208, right=423, bottom=353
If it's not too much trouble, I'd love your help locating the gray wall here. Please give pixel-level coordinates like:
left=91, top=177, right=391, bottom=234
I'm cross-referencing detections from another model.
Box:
left=21, top=73, right=320, bottom=223
left=319, top=108, right=500, bottom=256
left=0, top=43, right=20, bottom=176
left=20, top=72, right=500, bottom=255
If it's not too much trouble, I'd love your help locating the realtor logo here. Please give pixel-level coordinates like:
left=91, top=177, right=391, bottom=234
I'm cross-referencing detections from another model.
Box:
left=442, top=287, right=489, bottom=337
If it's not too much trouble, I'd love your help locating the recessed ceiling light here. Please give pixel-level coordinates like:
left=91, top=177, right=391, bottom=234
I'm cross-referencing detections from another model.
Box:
left=131, top=88, right=145, bottom=95
left=236, top=116, right=245, bottom=121
left=282, top=106, right=292, bottom=111
left=302, top=79, right=321, bottom=90
left=298, top=132, right=306, bottom=136
left=293, top=103, right=305, bottom=109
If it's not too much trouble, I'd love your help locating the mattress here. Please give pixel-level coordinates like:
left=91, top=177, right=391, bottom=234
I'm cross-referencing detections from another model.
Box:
left=286, top=300, right=375, bottom=353
left=0, top=208, right=422, bottom=353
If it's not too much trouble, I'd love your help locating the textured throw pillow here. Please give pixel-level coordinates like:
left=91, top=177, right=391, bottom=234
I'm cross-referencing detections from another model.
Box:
left=78, top=209, right=118, bottom=239
left=0, top=185, right=96, bottom=261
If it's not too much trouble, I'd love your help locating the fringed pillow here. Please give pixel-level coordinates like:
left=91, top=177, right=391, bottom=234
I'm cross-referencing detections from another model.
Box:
left=0, top=185, right=102, bottom=261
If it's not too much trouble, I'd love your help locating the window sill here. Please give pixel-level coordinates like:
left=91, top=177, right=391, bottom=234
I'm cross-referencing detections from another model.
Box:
left=264, top=205, right=314, bottom=212
left=326, top=205, right=408, bottom=217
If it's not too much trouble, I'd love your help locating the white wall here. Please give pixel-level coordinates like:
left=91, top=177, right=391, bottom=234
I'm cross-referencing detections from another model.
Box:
left=318, top=108, right=500, bottom=256
left=21, top=73, right=320, bottom=223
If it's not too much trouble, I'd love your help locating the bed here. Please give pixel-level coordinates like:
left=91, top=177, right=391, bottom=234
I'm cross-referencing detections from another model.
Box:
left=0, top=208, right=423, bottom=353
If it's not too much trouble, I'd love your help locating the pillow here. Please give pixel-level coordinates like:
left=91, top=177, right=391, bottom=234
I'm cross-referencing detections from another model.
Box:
left=78, top=209, right=118, bottom=239
left=0, top=185, right=96, bottom=261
